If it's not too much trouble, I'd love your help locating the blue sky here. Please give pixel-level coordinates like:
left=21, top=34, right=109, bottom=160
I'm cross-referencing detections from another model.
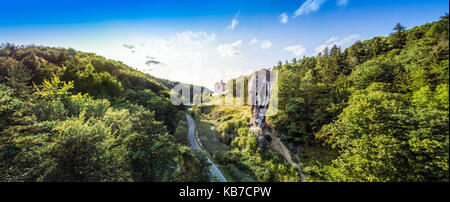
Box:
left=1, top=0, right=448, bottom=89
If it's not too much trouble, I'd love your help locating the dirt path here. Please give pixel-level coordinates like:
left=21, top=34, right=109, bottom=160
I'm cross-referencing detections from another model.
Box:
left=265, top=131, right=306, bottom=182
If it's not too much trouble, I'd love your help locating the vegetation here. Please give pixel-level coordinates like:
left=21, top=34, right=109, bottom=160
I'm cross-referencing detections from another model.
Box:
left=0, top=45, right=209, bottom=181
left=269, top=14, right=449, bottom=182
left=1, top=14, right=448, bottom=182
left=193, top=105, right=300, bottom=182
left=193, top=14, right=449, bottom=182
left=193, top=114, right=256, bottom=182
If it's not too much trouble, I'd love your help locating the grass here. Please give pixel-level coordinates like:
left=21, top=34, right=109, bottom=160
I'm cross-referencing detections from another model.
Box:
left=224, top=164, right=255, bottom=182
left=195, top=104, right=251, bottom=132
left=194, top=117, right=256, bottom=182
left=195, top=96, right=338, bottom=182
left=194, top=119, right=233, bottom=180
left=191, top=97, right=258, bottom=182
left=196, top=120, right=229, bottom=154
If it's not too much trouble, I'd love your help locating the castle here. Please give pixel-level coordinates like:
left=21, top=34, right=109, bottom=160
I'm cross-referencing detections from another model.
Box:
left=214, top=80, right=226, bottom=95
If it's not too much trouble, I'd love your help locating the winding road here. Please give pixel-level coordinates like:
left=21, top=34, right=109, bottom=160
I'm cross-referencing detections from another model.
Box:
left=186, top=114, right=227, bottom=182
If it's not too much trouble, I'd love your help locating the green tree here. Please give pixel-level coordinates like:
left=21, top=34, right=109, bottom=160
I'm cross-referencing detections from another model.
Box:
left=321, top=84, right=448, bottom=181
left=390, top=23, right=407, bottom=49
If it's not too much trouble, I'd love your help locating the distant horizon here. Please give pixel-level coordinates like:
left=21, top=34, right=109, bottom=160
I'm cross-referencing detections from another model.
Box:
left=1, top=0, right=448, bottom=89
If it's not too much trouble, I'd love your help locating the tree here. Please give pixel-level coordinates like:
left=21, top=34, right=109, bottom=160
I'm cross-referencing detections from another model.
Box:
left=321, top=84, right=448, bottom=181
left=390, top=23, right=407, bottom=49
left=2, top=59, right=32, bottom=98
left=369, top=37, right=387, bottom=57
left=393, top=23, right=406, bottom=33
left=37, top=113, right=111, bottom=181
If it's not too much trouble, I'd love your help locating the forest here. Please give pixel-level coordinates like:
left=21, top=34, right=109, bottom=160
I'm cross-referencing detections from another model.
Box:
left=269, top=14, right=449, bottom=181
left=0, top=44, right=210, bottom=181
left=1, top=14, right=448, bottom=182
left=194, top=14, right=449, bottom=182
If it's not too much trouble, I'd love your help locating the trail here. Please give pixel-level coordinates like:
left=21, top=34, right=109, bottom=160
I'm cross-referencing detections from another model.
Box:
left=186, top=114, right=227, bottom=182
left=265, top=129, right=306, bottom=182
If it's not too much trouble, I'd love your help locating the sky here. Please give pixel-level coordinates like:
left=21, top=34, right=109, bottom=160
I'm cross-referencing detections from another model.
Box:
left=0, top=0, right=448, bottom=89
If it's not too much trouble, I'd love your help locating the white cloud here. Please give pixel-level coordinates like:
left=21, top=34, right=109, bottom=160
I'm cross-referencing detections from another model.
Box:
left=176, top=31, right=216, bottom=44
left=337, top=0, right=349, bottom=6
left=218, top=40, right=242, bottom=57
left=315, top=34, right=360, bottom=53
left=294, top=0, right=326, bottom=17
left=227, top=13, right=240, bottom=30
left=249, top=38, right=272, bottom=50
left=326, top=36, right=339, bottom=43
left=314, top=44, right=329, bottom=53
left=279, top=13, right=288, bottom=24
left=284, top=45, right=306, bottom=56
left=260, top=40, right=273, bottom=49
left=340, top=34, right=360, bottom=44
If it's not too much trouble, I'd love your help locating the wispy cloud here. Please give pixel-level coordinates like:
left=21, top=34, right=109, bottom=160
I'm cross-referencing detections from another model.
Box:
left=284, top=45, right=306, bottom=56
left=260, top=40, right=273, bottom=49
left=279, top=13, right=288, bottom=24
left=293, top=0, right=349, bottom=17
left=227, top=13, right=240, bottom=30
left=176, top=31, right=216, bottom=44
left=123, top=44, right=136, bottom=49
left=326, top=36, right=339, bottom=43
left=145, top=59, right=162, bottom=66
left=337, top=0, right=349, bottom=6
left=294, top=0, right=326, bottom=17
left=249, top=37, right=273, bottom=50
left=218, top=40, right=242, bottom=57
left=315, top=34, right=360, bottom=53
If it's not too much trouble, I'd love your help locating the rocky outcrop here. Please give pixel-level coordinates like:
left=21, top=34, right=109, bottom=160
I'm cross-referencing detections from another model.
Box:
left=248, top=69, right=274, bottom=150
left=248, top=68, right=306, bottom=182
left=248, top=69, right=273, bottom=130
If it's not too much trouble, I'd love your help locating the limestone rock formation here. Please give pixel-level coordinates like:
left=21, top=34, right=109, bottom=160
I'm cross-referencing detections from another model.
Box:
left=248, top=69, right=274, bottom=130
left=248, top=69, right=275, bottom=150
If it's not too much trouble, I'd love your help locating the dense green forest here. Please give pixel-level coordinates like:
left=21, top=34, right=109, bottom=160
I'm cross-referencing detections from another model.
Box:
left=1, top=14, right=448, bottom=182
left=0, top=44, right=210, bottom=181
left=269, top=14, right=449, bottom=181
left=194, top=14, right=449, bottom=182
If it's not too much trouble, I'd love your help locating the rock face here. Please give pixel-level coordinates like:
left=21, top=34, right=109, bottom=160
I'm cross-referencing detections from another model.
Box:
left=248, top=69, right=274, bottom=149
left=249, top=69, right=273, bottom=130
left=247, top=69, right=305, bottom=181
left=247, top=69, right=306, bottom=181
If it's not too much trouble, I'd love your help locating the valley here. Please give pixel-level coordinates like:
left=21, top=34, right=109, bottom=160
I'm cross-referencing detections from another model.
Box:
left=0, top=13, right=448, bottom=182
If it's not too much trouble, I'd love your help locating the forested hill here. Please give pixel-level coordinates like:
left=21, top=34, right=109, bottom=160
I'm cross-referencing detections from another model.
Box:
left=269, top=14, right=449, bottom=181
left=0, top=13, right=448, bottom=182
left=0, top=44, right=210, bottom=181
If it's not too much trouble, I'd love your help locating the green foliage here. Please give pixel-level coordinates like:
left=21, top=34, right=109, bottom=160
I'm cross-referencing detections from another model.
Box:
left=0, top=84, right=24, bottom=130
left=269, top=15, right=449, bottom=181
left=1, top=14, right=448, bottom=182
left=173, top=147, right=210, bottom=182
left=174, top=118, right=189, bottom=145
left=390, top=23, right=407, bottom=49
left=0, top=45, right=209, bottom=182
left=37, top=113, right=112, bottom=181
left=350, top=55, right=400, bottom=90
left=321, top=87, right=448, bottom=181
left=195, top=105, right=300, bottom=182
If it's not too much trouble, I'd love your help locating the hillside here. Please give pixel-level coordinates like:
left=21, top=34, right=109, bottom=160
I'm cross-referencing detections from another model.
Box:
left=194, top=14, right=449, bottom=182
left=0, top=45, right=210, bottom=181
left=1, top=14, right=448, bottom=182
